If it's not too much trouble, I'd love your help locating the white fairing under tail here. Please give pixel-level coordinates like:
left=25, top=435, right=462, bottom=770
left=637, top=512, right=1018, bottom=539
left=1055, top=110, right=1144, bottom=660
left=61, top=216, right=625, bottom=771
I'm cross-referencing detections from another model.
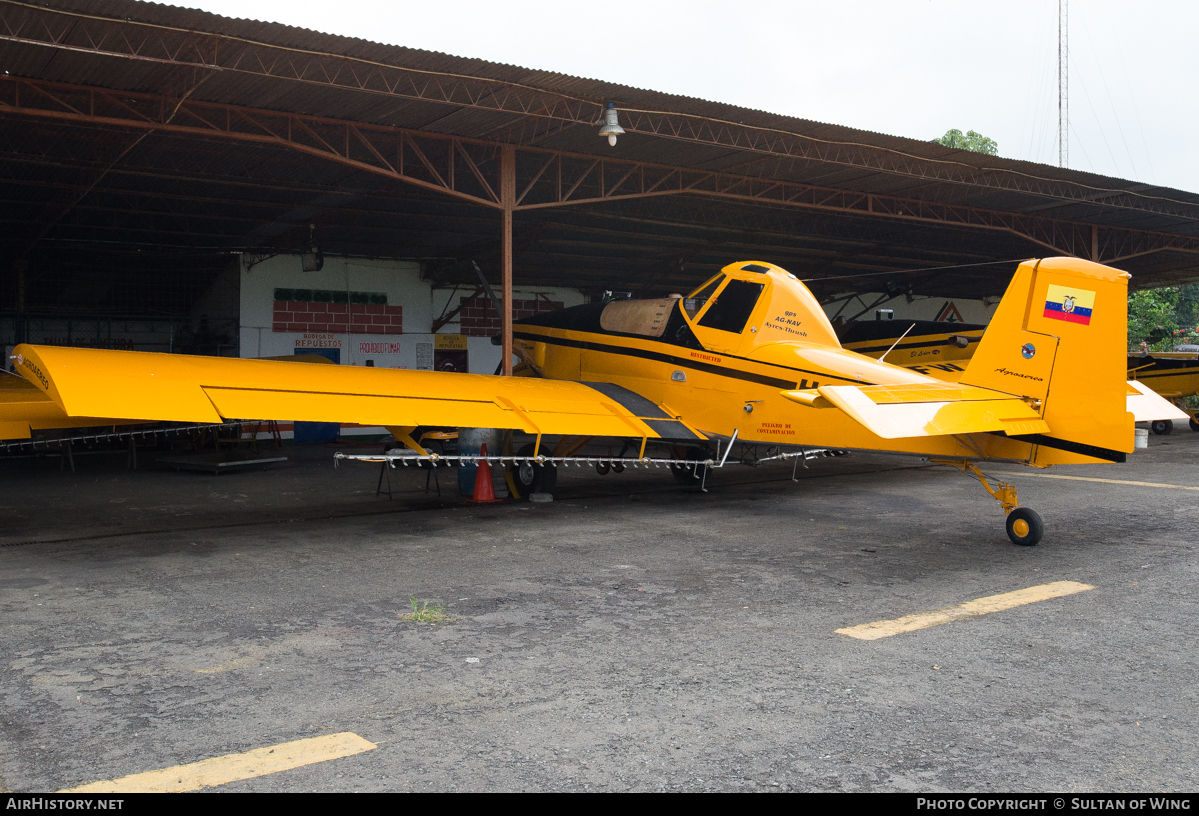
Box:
left=1126, top=380, right=1190, bottom=422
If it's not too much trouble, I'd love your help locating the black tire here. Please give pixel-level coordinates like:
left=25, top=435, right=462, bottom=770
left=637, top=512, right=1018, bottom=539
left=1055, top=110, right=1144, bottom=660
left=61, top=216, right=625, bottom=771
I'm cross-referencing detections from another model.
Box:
left=509, top=442, right=557, bottom=498
left=1006, top=507, right=1044, bottom=546
left=611, top=462, right=625, bottom=474
left=670, top=447, right=712, bottom=485
left=596, top=461, right=611, bottom=475
left=1151, top=419, right=1174, bottom=435
left=1190, top=417, right=1199, bottom=432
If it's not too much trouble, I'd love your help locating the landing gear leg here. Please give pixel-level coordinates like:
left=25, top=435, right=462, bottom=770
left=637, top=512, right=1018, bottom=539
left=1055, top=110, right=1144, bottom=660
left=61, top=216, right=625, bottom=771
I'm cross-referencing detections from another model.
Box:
left=933, top=460, right=1043, bottom=546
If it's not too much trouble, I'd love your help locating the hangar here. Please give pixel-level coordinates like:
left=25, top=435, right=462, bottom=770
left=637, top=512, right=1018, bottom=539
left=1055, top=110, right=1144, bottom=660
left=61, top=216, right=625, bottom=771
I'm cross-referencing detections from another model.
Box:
left=2, top=0, right=1199, bottom=387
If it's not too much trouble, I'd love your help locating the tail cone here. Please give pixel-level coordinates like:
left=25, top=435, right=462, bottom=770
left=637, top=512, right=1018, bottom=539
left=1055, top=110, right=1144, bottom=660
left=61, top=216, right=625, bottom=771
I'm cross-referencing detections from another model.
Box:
left=466, top=443, right=503, bottom=504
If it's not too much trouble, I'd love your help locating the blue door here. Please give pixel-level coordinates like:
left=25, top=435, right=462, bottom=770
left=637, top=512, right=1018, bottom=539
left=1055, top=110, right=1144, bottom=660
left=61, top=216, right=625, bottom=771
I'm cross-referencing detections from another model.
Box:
left=293, top=348, right=341, bottom=443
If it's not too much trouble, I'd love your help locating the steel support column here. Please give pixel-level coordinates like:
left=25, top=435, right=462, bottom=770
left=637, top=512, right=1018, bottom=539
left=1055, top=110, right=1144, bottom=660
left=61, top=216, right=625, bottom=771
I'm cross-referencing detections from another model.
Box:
left=500, top=144, right=515, bottom=376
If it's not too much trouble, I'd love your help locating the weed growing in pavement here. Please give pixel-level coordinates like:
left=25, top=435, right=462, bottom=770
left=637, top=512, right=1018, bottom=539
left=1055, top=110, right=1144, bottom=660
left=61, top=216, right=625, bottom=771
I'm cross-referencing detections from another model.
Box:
left=400, top=597, right=450, bottom=623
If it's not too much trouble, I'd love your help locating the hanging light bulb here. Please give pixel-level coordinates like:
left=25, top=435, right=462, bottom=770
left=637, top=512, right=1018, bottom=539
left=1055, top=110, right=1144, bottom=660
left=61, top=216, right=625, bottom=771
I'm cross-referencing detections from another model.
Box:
left=597, top=102, right=625, bottom=147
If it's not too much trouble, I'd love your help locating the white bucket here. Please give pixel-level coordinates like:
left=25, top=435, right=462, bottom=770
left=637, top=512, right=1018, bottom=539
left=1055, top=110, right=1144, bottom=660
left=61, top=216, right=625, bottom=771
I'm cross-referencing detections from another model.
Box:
left=1134, top=428, right=1149, bottom=449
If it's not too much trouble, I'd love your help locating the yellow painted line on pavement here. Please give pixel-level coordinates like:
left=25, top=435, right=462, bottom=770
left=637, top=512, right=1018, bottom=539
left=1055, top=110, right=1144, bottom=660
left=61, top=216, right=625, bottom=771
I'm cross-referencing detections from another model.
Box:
left=990, top=472, right=1199, bottom=492
left=836, top=581, right=1094, bottom=641
left=59, top=732, right=376, bottom=793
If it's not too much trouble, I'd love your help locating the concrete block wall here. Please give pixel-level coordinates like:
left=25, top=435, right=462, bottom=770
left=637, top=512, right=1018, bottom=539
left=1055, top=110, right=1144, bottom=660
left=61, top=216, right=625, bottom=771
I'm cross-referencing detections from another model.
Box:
left=272, top=302, right=404, bottom=335
left=459, top=296, right=564, bottom=337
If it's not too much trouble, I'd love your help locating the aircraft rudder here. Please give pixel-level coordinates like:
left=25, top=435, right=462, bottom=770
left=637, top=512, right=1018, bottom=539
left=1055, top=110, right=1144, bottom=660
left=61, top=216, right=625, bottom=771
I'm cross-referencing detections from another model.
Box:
left=963, top=257, right=1132, bottom=462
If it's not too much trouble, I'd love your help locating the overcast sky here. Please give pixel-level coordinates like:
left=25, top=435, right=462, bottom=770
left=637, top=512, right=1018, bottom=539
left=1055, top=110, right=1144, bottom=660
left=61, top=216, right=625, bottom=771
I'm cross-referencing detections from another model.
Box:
left=183, top=0, right=1198, bottom=194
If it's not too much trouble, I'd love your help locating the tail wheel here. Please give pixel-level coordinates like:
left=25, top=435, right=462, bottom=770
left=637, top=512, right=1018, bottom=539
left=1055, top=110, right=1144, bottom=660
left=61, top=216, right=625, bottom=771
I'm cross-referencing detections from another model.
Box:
left=1006, top=507, right=1044, bottom=546
left=509, top=442, right=557, bottom=498
left=670, top=447, right=712, bottom=485
left=1151, top=419, right=1174, bottom=435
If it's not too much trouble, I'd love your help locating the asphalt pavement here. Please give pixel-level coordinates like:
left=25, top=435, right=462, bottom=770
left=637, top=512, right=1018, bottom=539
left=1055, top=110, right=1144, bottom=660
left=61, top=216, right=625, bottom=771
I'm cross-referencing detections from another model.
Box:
left=0, top=431, right=1196, bottom=792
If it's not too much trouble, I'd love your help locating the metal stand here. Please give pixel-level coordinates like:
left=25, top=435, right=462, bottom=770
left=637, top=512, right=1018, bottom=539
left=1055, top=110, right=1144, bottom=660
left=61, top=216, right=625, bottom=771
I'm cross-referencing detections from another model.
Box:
left=376, top=461, right=391, bottom=499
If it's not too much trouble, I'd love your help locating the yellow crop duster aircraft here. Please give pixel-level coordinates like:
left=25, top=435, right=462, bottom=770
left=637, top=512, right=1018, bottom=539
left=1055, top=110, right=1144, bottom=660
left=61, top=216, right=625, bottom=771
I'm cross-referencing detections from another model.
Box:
left=7, top=256, right=1135, bottom=546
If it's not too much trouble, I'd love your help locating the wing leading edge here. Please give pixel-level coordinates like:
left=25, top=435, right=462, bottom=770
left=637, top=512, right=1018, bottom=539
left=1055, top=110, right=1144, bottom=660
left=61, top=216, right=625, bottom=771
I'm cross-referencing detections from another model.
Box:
left=10, top=344, right=702, bottom=441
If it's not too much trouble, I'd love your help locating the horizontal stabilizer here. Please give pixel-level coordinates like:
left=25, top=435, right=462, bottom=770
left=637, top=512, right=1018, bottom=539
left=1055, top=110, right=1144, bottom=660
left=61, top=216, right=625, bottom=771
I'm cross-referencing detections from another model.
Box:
left=782, top=381, right=1049, bottom=440
left=1126, top=380, right=1189, bottom=422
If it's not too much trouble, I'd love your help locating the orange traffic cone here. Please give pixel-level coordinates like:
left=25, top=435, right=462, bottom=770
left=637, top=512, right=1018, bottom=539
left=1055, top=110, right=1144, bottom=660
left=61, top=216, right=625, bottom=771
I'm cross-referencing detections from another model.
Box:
left=466, top=443, right=503, bottom=504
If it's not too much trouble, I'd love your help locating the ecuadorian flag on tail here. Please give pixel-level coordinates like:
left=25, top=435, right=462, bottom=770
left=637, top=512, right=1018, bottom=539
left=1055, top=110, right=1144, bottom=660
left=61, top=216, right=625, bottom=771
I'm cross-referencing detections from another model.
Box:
left=1043, top=283, right=1095, bottom=325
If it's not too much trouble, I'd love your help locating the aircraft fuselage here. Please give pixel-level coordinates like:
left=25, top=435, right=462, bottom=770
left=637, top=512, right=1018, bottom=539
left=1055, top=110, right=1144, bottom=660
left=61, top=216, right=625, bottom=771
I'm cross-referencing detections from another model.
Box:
left=510, top=263, right=993, bottom=458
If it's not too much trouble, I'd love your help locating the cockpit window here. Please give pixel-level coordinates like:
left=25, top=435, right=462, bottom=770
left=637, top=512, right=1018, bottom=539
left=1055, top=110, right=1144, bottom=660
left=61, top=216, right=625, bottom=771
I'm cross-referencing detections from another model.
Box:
left=683, top=276, right=722, bottom=319
left=698, top=279, right=765, bottom=334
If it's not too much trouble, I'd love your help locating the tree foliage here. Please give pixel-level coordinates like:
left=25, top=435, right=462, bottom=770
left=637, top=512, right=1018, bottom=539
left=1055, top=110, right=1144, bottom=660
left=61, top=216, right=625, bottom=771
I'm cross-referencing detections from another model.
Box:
left=1128, top=284, right=1199, bottom=353
left=933, top=129, right=999, bottom=156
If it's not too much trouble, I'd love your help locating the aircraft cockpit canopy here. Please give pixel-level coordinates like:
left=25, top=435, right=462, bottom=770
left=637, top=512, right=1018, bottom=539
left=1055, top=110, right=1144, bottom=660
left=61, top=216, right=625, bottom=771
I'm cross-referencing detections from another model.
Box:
left=681, top=261, right=842, bottom=350
left=683, top=275, right=722, bottom=319
left=683, top=273, right=766, bottom=335
left=697, top=279, right=765, bottom=334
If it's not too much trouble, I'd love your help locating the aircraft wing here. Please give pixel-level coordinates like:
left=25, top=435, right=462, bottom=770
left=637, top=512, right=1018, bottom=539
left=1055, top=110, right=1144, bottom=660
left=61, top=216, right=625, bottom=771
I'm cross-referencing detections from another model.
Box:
left=781, top=382, right=1050, bottom=439
left=10, top=344, right=705, bottom=441
left=0, top=371, right=56, bottom=439
left=0, top=370, right=135, bottom=440
left=0, top=353, right=354, bottom=440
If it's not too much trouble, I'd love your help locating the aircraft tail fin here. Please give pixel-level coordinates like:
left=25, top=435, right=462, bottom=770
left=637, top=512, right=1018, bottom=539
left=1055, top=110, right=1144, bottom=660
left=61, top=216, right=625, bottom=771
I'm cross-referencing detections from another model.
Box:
left=960, top=257, right=1133, bottom=464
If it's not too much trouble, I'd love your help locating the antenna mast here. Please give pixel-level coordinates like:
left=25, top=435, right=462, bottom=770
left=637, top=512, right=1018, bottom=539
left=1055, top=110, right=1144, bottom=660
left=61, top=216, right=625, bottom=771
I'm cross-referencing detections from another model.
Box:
left=1058, top=0, right=1069, bottom=168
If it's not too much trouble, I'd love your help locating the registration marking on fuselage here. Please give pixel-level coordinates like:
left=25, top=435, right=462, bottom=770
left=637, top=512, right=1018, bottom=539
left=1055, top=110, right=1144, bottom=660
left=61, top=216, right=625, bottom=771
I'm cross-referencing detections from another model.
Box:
left=836, top=581, right=1094, bottom=641
left=59, top=732, right=376, bottom=793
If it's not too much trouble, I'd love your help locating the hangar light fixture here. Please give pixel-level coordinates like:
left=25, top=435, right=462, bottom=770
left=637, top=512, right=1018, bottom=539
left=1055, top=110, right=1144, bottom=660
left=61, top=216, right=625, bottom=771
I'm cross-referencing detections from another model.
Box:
left=301, top=222, right=323, bottom=272
left=597, top=102, right=625, bottom=147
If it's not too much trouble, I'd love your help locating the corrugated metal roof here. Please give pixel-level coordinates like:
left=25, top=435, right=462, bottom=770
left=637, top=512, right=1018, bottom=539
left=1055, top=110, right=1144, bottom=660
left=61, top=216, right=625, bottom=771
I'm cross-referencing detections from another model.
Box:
left=0, top=0, right=1196, bottom=307
left=3, top=0, right=1195, bottom=235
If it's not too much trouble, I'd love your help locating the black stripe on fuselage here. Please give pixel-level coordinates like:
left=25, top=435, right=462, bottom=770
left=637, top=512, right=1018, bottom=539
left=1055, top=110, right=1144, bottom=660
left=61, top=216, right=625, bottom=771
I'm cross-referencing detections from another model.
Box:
left=517, top=300, right=864, bottom=387
left=997, top=433, right=1127, bottom=464
left=1127, top=357, right=1199, bottom=373
left=513, top=330, right=841, bottom=390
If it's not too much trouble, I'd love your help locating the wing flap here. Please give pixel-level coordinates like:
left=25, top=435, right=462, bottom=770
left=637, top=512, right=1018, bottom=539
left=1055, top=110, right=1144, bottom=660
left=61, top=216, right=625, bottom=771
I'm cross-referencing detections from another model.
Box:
left=0, top=420, right=30, bottom=439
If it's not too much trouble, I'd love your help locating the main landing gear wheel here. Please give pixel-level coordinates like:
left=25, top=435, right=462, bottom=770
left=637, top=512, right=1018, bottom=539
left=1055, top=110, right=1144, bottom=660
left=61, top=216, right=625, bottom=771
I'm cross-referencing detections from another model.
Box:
left=1151, top=419, right=1174, bottom=435
left=596, top=461, right=611, bottom=475
left=509, top=442, right=557, bottom=499
left=1006, top=507, right=1044, bottom=546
